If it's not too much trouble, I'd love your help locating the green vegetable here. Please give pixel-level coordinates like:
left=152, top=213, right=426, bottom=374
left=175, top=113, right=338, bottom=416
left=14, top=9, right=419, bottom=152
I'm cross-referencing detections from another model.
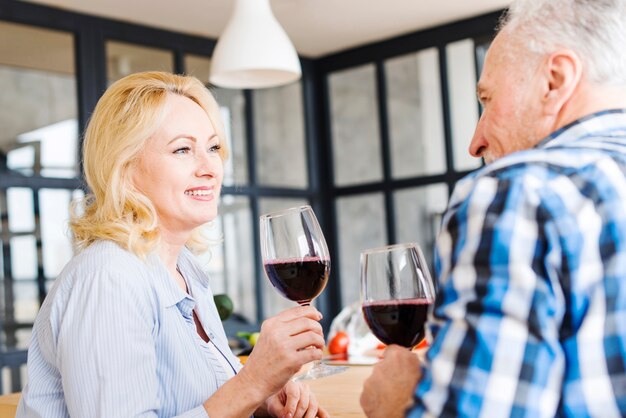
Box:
left=248, top=332, right=260, bottom=347
left=213, top=294, right=234, bottom=321
left=236, top=331, right=260, bottom=347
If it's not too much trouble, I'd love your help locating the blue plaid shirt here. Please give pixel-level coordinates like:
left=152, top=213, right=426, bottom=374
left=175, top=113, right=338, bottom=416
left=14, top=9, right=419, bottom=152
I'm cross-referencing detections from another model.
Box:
left=409, top=110, right=626, bottom=417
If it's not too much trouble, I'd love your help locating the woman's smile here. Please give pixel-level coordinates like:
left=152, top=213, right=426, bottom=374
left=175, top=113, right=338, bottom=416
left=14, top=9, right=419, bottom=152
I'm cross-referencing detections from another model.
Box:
left=184, top=186, right=216, bottom=201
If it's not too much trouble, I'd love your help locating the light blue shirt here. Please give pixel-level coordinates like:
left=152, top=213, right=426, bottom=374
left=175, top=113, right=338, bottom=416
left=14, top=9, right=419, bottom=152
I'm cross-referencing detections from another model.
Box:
left=17, top=240, right=243, bottom=418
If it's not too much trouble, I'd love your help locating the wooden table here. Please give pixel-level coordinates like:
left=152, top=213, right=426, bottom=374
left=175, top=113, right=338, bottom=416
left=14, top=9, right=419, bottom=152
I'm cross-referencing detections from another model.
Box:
left=307, top=365, right=371, bottom=417
left=0, top=393, right=19, bottom=418
left=0, top=366, right=372, bottom=418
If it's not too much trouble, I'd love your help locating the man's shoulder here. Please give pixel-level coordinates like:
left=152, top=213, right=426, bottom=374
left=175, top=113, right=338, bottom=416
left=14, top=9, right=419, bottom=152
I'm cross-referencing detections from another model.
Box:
left=450, top=144, right=626, bottom=216
left=450, top=151, right=559, bottom=206
left=465, top=143, right=625, bottom=188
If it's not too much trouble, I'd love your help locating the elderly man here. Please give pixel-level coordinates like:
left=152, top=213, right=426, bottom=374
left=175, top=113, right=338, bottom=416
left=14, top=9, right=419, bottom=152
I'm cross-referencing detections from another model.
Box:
left=360, top=0, right=626, bottom=417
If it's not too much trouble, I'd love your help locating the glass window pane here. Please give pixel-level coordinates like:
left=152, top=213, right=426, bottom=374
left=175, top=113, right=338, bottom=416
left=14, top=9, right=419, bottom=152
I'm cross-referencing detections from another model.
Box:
left=7, top=188, right=34, bottom=233
left=258, top=197, right=309, bottom=318
left=185, top=54, right=211, bottom=83
left=14, top=282, right=38, bottom=324
left=329, top=65, right=382, bottom=186
left=475, top=40, right=491, bottom=81
left=394, top=184, right=449, bottom=269
left=0, top=192, right=3, bottom=235
left=16, top=330, right=32, bottom=352
left=336, top=193, right=386, bottom=307
left=213, top=88, right=249, bottom=186
left=254, top=82, right=307, bottom=188
left=0, top=21, right=78, bottom=178
left=184, top=54, right=249, bottom=186
left=258, top=197, right=309, bottom=217
left=446, top=39, right=481, bottom=172
left=39, top=189, right=75, bottom=279
left=0, top=364, right=27, bottom=394
left=196, top=196, right=256, bottom=323
left=10, top=236, right=37, bottom=280
left=106, top=41, right=173, bottom=84
left=385, top=48, right=446, bottom=178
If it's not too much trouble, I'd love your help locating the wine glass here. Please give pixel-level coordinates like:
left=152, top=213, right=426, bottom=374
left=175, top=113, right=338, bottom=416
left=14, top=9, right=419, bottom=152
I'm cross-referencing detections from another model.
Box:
left=260, top=205, right=348, bottom=380
left=360, top=243, right=435, bottom=349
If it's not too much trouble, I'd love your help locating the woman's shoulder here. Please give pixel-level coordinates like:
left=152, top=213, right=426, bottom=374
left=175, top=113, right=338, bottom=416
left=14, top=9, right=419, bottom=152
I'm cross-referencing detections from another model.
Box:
left=75, top=239, right=141, bottom=263
left=37, top=241, right=160, bottom=332
left=55, top=240, right=158, bottom=294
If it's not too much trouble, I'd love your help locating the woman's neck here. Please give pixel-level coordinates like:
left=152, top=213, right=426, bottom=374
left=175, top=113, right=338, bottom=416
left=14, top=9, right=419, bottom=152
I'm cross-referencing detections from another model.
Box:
left=158, top=231, right=188, bottom=293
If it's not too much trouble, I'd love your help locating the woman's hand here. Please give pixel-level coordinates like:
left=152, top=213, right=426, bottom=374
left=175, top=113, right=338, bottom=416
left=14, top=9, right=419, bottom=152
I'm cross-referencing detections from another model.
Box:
left=238, top=306, right=325, bottom=396
left=265, top=380, right=329, bottom=418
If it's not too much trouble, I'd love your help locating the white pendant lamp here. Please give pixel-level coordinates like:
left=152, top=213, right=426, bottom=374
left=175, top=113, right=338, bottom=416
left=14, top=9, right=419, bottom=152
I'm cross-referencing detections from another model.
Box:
left=209, top=0, right=302, bottom=89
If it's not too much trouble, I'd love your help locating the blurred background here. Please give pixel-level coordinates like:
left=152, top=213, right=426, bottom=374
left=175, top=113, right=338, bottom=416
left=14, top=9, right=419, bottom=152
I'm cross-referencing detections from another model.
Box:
left=0, top=0, right=507, bottom=392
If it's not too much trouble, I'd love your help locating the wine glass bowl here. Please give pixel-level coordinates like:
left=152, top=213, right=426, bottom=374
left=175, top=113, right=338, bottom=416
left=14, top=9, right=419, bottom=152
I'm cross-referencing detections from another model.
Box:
left=260, top=205, right=330, bottom=306
left=360, top=243, right=435, bottom=349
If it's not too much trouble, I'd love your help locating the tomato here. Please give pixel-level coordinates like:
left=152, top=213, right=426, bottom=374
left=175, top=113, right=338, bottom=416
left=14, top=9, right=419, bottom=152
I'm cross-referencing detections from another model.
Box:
left=328, top=331, right=349, bottom=354
left=415, top=339, right=429, bottom=350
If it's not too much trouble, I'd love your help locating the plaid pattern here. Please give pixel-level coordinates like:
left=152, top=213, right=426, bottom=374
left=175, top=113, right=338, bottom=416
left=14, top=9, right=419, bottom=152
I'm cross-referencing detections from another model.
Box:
left=408, top=110, right=626, bottom=417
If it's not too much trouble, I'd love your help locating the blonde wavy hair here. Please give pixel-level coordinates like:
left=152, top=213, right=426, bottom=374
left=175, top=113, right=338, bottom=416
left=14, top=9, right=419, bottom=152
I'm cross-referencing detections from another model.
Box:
left=70, top=71, right=228, bottom=256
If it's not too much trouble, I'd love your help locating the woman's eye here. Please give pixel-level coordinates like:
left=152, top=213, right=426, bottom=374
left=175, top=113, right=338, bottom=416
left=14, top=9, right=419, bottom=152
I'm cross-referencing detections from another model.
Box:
left=174, top=146, right=191, bottom=155
left=209, top=144, right=222, bottom=153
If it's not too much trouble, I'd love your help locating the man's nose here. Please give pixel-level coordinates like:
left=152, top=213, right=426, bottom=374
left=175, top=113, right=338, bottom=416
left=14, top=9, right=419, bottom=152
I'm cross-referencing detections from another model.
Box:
left=469, top=116, right=487, bottom=158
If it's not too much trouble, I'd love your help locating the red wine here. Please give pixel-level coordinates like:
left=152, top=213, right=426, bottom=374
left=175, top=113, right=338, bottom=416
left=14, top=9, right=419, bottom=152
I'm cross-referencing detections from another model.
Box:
left=362, top=299, right=432, bottom=348
left=264, top=257, right=330, bottom=305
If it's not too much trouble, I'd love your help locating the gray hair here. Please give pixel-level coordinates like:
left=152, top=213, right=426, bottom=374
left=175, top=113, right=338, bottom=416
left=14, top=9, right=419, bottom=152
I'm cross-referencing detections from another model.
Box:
left=499, top=0, right=626, bottom=86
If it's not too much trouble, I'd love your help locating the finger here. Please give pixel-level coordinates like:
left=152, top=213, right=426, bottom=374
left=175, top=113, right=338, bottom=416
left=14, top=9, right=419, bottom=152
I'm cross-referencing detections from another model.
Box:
left=281, top=382, right=300, bottom=418
left=383, top=344, right=406, bottom=359
left=316, top=404, right=330, bottom=418
left=277, top=306, right=323, bottom=322
left=303, top=391, right=318, bottom=418
left=289, top=332, right=325, bottom=352
left=370, top=361, right=388, bottom=381
left=258, top=319, right=323, bottom=351
left=293, top=384, right=310, bottom=418
left=265, top=395, right=281, bottom=417
left=360, top=377, right=376, bottom=414
left=288, top=346, right=324, bottom=367
left=284, top=317, right=324, bottom=337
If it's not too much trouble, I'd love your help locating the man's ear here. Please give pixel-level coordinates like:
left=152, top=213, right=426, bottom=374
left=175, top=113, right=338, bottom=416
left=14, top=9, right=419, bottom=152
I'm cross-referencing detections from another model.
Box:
left=542, top=49, right=582, bottom=115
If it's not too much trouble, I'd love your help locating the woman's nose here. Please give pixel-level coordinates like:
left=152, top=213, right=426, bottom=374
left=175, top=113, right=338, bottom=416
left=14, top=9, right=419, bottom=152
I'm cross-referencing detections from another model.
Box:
left=195, top=152, right=216, bottom=177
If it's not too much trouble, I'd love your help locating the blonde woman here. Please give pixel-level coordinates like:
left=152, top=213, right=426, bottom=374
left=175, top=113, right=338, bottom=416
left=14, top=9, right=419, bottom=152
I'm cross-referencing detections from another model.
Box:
left=17, top=71, right=328, bottom=418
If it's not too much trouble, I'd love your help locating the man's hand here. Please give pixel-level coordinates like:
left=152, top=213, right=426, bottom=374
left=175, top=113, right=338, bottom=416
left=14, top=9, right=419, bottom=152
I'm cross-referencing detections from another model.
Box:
left=360, top=345, right=422, bottom=418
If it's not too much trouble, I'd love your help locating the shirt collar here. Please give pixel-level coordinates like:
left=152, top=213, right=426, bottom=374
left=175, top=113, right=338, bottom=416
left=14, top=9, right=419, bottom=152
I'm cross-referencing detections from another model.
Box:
left=177, top=246, right=211, bottom=289
left=150, top=246, right=211, bottom=310
left=149, top=251, right=195, bottom=309
left=536, top=109, right=626, bottom=150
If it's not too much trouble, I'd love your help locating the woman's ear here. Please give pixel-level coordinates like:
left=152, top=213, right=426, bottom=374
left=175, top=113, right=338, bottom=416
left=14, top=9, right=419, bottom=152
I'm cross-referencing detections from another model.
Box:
left=542, top=49, right=583, bottom=115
